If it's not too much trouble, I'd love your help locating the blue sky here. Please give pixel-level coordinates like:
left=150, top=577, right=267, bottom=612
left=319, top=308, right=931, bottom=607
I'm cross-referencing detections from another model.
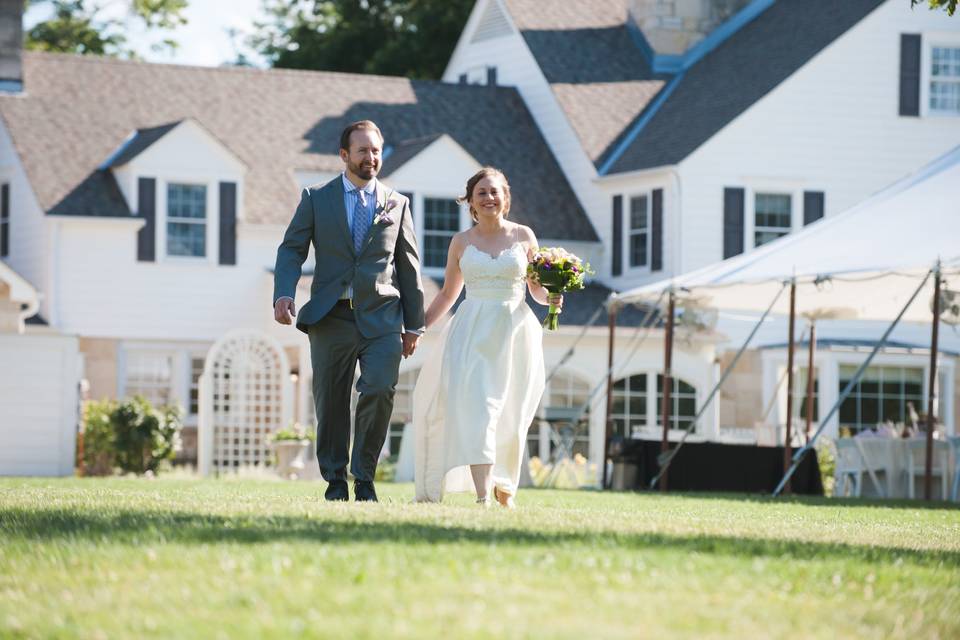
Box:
left=25, top=0, right=269, bottom=67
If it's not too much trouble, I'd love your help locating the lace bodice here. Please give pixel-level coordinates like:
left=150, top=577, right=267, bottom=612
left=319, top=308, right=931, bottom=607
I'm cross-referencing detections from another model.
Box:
left=458, top=242, right=527, bottom=302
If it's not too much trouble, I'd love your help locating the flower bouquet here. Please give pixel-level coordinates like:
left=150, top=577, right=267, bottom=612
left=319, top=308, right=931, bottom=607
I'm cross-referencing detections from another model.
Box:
left=527, top=247, right=593, bottom=330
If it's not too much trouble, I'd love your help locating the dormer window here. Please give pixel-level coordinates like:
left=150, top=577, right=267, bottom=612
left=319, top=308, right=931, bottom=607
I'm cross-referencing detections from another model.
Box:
left=167, top=183, right=207, bottom=257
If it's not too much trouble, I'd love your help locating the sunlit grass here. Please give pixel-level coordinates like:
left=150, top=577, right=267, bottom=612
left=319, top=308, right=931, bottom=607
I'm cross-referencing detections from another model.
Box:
left=1, top=478, right=958, bottom=639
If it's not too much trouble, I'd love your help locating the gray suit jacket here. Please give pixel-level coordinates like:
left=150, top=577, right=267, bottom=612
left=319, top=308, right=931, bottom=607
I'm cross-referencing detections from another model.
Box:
left=273, top=177, right=426, bottom=337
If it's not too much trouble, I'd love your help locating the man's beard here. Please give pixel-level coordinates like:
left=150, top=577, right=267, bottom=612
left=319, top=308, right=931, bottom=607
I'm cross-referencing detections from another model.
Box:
left=349, top=159, right=378, bottom=180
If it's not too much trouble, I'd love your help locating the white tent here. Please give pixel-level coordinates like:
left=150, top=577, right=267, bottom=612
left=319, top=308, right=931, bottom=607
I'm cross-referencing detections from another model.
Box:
left=618, top=145, right=960, bottom=321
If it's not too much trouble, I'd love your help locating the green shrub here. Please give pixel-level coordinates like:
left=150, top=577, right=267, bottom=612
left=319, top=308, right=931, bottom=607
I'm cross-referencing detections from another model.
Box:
left=815, top=439, right=836, bottom=497
left=82, top=396, right=182, bottom=476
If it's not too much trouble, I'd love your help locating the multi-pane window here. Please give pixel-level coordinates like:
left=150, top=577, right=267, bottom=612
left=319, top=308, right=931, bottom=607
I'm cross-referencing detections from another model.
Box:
left=539, top=371, right=592, bottom=458
left=611, top=374, right=647, bottom=438
left=629, top=195, right=649, bottom=268
left=754, top=193, right=791, bottom=247
left=124, top=351, right=175, bottom=408
left=423, top=197, right=459, bottom=268
left=167, top=183, right=207, bottom=257
left=0, top=183, right=9, bottom=258
left=656, top=375, right=697, bottom=431
left=930, top=46, right=960, bottom=114
left=838, top=365, right=924, bottom=433
left=387, top=369, right=418, bottom=456
left=189, top=357, right=205, bottom=416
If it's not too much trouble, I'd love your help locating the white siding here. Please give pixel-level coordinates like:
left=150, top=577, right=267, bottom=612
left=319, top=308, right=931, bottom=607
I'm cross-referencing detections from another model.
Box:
left=443, top=0, right=610, bottom=277
left=677, top=0, right=960, bottom=274
left=0, top=334, right=80, bottom=476
left=0, top=122, right=49, bottom=315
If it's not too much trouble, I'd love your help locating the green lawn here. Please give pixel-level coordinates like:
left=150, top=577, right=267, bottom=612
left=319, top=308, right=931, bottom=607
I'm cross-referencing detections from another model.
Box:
left=1, top=478, right=958, bottom=639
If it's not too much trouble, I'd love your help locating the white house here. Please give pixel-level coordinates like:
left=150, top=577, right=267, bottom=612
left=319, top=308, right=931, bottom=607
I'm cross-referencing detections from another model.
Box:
left=1, top=0, right=957, bottom=477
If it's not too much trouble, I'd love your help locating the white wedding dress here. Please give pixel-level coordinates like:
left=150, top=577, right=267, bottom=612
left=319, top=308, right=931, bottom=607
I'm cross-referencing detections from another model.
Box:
left=413, top=240, right=545, bottom=502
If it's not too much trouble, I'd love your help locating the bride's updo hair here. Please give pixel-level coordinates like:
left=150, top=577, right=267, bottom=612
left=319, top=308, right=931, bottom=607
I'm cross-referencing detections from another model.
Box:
left=457, top=167, right=511, bottom=223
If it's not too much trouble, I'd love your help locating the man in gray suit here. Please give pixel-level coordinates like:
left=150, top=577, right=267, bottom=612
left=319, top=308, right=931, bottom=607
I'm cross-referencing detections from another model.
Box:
left=273, top=120, right=425, bottom=502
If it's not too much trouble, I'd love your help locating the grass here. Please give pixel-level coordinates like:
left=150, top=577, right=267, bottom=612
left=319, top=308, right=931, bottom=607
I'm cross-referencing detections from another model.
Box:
left=1, top=478, right=958, bottom=639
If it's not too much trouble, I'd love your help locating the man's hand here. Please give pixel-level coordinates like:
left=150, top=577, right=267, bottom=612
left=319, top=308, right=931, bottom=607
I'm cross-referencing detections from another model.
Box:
left=401, top=332, right=420, bottom=358
left=274, top=298, right=296, bottom=325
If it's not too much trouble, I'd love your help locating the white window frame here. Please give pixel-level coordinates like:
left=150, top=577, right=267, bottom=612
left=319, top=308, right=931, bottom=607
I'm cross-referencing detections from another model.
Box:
left=626, top=193, right=651, bottom=271
left=921, top=32, right=960, bottom=118
left=154, top=176, right=218, bottom=265
left=762, top=347, right=955, bottom=439
left=415, top=193, right=468, bottom=277
left=752, top=191, right=793, bottom=249
left=535, top=369, right=592, bottom=460
left=743, top=183, right=804, bottom=251
left=611, top=371, right=701, bottom=439
left=119, top=342, right=212, bottom=426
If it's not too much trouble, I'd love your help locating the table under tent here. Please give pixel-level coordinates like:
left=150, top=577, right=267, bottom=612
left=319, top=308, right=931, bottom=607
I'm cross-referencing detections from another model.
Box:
left=613, top=145, right=960, bottom=499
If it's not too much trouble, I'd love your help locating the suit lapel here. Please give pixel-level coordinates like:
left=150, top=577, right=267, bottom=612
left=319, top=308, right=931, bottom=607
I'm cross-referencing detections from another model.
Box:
left=328, top=177, right=355, bottom=257
left=358, top=181, right=387, bottom=255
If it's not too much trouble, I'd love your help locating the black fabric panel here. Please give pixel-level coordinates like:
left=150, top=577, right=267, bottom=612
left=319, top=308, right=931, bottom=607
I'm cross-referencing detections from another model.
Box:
left=722, top=187, right=744, bottom=259
left=899, top=33, right=921, bottom=117
left=612, top=195, right=623, bottom=276
left=218, top=182, right=237, bottom=266
left=803, top=191, right=825, bottom=225
left=137, top=177, right=156, bottom=262
left=613, top=439, right=823, bottom=495
left=651, top=188, right=663, bottom=272
left=1, top=183, right=9, bottom=257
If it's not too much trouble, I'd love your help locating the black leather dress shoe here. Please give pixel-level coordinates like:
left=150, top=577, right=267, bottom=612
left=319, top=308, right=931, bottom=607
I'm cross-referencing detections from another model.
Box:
left=324, top=480, right=349, bottom=501
left=354, top=480, right=378, bottom=502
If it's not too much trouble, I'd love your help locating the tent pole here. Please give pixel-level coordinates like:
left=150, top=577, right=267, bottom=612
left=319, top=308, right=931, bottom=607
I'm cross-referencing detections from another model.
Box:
left=773, top=269, right=934, bottom=497
left=783, top=279, right=797, bottom=494
left=805, top=319, right=816, bottom=444
left=925, top=263, right=942, bottom=500
left=649, top=282, right=788, bottom=490
left=602, top=300, right=617, bottom=490
left=659, top=289, right=675, bottom=492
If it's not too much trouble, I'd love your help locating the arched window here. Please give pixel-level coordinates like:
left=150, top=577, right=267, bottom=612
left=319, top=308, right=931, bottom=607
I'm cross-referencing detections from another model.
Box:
left=657, top=374, right=698, bottom=431
left=612, top=374, right=647, bottom=438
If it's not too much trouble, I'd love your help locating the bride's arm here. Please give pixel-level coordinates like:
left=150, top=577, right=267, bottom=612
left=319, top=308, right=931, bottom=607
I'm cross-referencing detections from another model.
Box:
left=522, top=226, right=562, bottom=308
left=424, top=234, right=466, bottom=329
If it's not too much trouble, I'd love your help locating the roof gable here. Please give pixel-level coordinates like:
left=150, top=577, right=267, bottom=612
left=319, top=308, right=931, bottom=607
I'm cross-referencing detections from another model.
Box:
left=1, top=52, right=597, bottom=241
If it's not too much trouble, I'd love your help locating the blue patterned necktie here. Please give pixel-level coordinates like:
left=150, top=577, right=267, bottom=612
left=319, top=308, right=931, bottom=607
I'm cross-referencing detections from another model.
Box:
left=352, top=188, right=370, bottom=254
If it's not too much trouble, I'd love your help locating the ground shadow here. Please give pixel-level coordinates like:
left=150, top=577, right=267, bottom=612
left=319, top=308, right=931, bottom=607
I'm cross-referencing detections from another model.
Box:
left=2, top=507, right=956, bottom=568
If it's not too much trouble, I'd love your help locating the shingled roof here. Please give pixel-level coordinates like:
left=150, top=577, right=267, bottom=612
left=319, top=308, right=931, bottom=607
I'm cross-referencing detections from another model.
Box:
left=0, top=52, right=597, bottom=241
left=502, top=0, right=667, bottom=164
left=501, top=0, right=884, bottom=174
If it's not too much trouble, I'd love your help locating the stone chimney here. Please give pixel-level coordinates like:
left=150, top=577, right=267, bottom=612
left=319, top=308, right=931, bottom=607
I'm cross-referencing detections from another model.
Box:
left=0, top=0, right=22, bottom=92
left=628, top=0, right=752, bottom=57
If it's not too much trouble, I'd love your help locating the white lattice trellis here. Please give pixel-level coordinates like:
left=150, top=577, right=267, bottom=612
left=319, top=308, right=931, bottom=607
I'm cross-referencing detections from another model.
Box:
left=198, top=330, right=292, bottom=476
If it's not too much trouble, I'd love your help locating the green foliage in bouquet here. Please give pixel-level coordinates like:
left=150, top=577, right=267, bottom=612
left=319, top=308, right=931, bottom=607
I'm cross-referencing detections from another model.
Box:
left=527, top=247, right=594, bottom=330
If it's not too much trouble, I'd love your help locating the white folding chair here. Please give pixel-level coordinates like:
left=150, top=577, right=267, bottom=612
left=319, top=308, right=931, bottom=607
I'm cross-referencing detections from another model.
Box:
left=833, top=439, right=864, bottom=498
left=905, top=439, right=950, bottom=500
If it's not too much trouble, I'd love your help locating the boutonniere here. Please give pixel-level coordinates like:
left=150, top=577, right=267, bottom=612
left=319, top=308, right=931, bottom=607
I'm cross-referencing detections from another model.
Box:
left=375, top=193, right=402, bottom=226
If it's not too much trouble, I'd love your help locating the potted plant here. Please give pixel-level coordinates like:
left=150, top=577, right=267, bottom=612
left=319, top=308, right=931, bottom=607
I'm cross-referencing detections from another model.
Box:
left=267, top=422, right=314, bottom=480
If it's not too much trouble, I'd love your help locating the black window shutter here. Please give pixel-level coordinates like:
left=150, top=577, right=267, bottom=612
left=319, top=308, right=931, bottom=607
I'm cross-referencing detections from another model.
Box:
left=803, top=191, right=825, bottom=225
left=458, top=73, right=467, bottom=84
left=651, top=188, right=663, bottom=272
left=400, top=192, right=413, bottom=213
left=899, top=34, right=921, bottom=117
left=0, top=183, right=9, bottom=258
left=612, top=195, right=623, bottom=276
left=137, top=177, right=156, bottom=262
left=219, top=182, right=237, bottom=265
left=722, top=187, right=745, bottom=259
left=487, top=66, right=497, bottom=86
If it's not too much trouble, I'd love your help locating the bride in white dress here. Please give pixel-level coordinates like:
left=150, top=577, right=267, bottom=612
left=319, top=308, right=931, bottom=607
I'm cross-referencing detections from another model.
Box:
left=413, top=168, right=561, bottom=507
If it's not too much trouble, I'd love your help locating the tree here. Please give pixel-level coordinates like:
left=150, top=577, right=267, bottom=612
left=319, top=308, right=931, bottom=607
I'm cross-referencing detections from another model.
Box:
left=25, top=0, right=189, bottom=58
left=249, top=0, right=474, bottom=79
left=911, top=0, right=957, bottom=16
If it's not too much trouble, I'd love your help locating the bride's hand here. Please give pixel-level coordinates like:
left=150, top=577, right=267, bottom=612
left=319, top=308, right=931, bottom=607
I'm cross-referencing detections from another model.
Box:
left=547, top=292, right=563, bottom=309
